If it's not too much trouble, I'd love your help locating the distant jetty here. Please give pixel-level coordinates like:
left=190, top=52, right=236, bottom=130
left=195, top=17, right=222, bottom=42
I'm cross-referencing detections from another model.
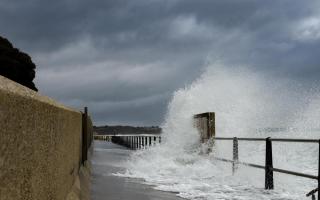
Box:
left=93, top=125, right=161, bottom=135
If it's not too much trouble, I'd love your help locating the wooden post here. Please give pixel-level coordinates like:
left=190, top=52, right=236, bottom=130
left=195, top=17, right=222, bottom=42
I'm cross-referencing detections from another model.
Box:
left=142, top=137, right=145, bottom=148
left=127, top=136, right=129, bottom=148
left=149, top=136, right=152, bottom=146
left=126, top=136, right=128, bottom=148
left=232, top=137, right=239, bottom=175
left=135, top=137, right=137, bottom=149
left=265, top=137, right=274, bottom=189
left=193, top=112, right=215, bottom=143
left=81, top=107, right=88, bottom=165
left=128, top=136, right=130, bottom=148
left=208, top=112, right=215, bottom=139
left=136, top=137, right=138, bottom=149
left=144, top=137, right=147, bottom=148
left=137, top=136, right=140, bottom=149
left=140, top=137, right=142, bottom=149
left=318, top=140, right=320, bottom=200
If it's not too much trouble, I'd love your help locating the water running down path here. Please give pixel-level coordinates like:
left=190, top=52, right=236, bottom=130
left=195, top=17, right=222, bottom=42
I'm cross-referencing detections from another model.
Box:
left=91, top=140, right=184, bottom=200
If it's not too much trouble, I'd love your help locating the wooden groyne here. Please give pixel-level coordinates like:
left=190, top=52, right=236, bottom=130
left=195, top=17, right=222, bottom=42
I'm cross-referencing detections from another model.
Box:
left=193, top=112, right=215, bottom=143
left=94, top=134, right=161, bottom=150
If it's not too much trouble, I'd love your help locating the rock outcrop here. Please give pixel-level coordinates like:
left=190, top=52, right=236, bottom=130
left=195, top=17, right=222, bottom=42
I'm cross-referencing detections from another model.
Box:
left=0, top=36, right=37, bottom=91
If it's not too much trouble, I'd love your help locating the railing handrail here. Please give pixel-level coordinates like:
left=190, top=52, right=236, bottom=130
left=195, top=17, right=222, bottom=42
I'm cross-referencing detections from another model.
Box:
left=96, top=135, right=319, bottom=197
left=214, top=157, right=318, bottom=180
left=214, top=137, right=319, bottom=143
left=211, top=136, right=320, bottom=198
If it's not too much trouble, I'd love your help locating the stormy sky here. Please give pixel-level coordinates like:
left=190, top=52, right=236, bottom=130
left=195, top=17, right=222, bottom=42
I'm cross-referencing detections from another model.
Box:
left=1, top=0, right=320, bottom=126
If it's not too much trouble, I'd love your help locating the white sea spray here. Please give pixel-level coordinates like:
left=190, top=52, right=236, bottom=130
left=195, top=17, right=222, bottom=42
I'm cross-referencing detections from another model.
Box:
left=119, top=64, right=320, bottom=200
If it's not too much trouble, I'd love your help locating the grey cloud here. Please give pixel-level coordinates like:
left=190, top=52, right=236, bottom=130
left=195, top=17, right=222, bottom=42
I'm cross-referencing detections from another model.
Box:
left=81, top=93, right=170, bottom=125
left=1, top=0, right=320, bottom=125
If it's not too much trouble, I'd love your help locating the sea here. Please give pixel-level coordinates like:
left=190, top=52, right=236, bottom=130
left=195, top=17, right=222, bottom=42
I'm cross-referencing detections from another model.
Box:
left=116, top=64, right=319, bottom=200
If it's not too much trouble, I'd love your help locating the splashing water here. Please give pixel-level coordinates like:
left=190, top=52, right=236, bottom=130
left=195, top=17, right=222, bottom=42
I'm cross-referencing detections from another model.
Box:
left=118, top=64, right=320, bottom=200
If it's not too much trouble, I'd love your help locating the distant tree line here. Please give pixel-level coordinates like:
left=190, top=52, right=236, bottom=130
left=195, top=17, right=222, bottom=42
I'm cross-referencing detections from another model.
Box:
left=94, top=125, right=162, bottom=135
left=0, top=36, right=37, bottom=91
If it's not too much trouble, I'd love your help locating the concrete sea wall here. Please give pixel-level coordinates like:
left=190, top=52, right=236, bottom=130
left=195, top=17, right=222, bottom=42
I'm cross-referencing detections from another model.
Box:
left=0, top=75, right=92, bottom=200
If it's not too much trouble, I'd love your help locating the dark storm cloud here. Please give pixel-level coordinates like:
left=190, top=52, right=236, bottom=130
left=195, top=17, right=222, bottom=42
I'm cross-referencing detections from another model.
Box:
left=1, top=0, right=320, bottom=125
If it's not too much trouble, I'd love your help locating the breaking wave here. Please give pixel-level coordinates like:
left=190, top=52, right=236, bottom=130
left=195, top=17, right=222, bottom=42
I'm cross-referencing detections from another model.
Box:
left=119, top=64, right=319, bottom=200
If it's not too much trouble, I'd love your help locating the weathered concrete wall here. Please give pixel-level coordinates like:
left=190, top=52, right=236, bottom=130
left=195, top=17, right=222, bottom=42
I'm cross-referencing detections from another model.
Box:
left=65, top=161, right=91, bottom=200
left=0, top=75, right=89, bottom=200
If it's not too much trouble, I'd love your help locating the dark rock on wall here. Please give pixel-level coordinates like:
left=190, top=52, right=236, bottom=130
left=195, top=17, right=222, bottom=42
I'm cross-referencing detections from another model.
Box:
left=0, top=36, right=38, bottom=91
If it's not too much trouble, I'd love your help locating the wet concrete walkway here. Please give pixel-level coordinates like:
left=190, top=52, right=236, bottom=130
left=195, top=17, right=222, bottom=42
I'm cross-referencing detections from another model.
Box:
left=91, top=140, right=184, bottom=200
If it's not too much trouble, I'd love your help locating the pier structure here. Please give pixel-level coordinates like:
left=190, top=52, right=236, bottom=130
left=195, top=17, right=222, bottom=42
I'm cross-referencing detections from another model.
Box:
left=94, top=133, right=161, bottom=149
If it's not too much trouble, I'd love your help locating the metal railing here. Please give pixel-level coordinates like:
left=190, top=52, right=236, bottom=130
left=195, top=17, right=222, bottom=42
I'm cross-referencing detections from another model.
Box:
left=94, top=133, right=319, bottom=198
left=212, top=137, right=320, bottom=199
left=81, top=107, right=93, bottom=165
